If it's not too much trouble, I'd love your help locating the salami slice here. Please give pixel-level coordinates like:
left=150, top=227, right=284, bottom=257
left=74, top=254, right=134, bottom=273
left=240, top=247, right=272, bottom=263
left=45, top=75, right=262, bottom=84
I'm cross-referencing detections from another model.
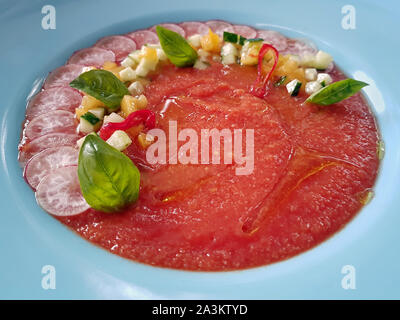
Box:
left=67, top=47, right=115, bottom=67
left=26, top=87, right=82, bottom=120
left=36, top=166, right=90, bottom=216
left=256, top=30, right=288, bottom=51
left=94, top=35, right=137, bottom=61
left=24, top=110, right=77, bottom=140
left=179, top=21, right=209, bottom=36
left=205, top=20, right=234, bottom=37
left=24, top=146, right=78, bottom=190
left=233, top=25, right=257, bottom=39
left=18, top=133, right=79, bottom=168
left=149, top=23, right=185, bottom=37
left=281, top=39, right=317, bottom=56
left=126, top=29, right=159, bottom=48
left=44, top=64, right=84, bottom=89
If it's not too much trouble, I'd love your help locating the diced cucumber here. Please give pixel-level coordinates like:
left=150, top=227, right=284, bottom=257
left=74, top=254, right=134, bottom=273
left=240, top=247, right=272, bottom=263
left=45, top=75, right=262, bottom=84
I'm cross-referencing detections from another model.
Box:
left=103, top=112, right=125, bottom=124
left=121, top=56, right=137, bottom=68
left=128, top=81, right=145, bottom=95
left=88, top=108, right=105, bottom=120
left=128, top=50, right=142, bottom=63
left=221, top=43, right=238, bottom=65
left=317, top=73, right=332, bottom=85
left=300, top=51, right=333, bottom=70
left=305, top=68, right=317, bottom=81
left=119, top=67, right=137, bottom=81
left=240, top=40, right=263, bottom=66
left=305, top=81, right=322, bottom=95
left=188, top=34, right=202, bottom=48
left=81, top=112, right=100, bottom=125
left=106, top=130, right=132, bottom=151
left=223, top=31, right=247, bottom=46
left=193, top=59, right=210, bottom=70
left=80, top=113, right=100, bottom=134
left=286, top=79, right=302, bottom=96
left=314, top=51, right=333, bottom=70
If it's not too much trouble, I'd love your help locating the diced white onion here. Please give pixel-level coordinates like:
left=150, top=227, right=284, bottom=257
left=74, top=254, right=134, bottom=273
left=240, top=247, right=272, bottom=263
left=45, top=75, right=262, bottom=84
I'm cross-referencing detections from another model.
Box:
left=305, top=81, right=322, bottom=95
left=305, top=68, right=317, bottom=81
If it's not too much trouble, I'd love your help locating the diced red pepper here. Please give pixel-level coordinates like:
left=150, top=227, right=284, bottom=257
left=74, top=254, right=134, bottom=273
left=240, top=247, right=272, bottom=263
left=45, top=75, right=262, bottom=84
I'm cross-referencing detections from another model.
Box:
left=250, top=43, right=279, bottom=98
left=99, top=109, right=156, bottom=140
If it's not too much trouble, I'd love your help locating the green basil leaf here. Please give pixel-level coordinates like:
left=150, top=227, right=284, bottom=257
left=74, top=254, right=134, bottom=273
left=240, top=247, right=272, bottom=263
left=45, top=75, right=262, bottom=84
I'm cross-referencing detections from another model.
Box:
left=78, top=134, right=140, bottom=212
left=156, top=25, right=198, bottom=67
left=306, top=79, right=368, bottom=106
left=70, top=69, right=130, bottom=110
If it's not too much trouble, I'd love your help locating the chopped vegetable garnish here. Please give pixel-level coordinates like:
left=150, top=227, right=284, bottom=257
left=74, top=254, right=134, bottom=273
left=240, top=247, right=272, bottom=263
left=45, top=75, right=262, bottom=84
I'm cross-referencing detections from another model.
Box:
left=81, top=112, right=100, bottom=125
left=98, top=109, right=156, bottom=140
left=274, top=75, right=287, bottom=87
left=223, top=31, right=246, bottom=45
left=290, top=81, right=302, bottom=96
left=78, top=134, right=140, bottom=212
left=156, top=26, right=198, bottom=67
left=69, top=70, right=130, bottom=110
left=306, top=78, right=368, bottom=106
left=246, top=38, right=264, bottom=42
left=250, top=43, right=279, bottom=97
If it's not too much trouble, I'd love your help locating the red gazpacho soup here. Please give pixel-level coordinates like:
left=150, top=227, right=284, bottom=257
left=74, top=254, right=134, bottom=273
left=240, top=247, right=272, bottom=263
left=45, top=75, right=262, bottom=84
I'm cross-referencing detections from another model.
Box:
left=19, top=21, right=381, bottom=271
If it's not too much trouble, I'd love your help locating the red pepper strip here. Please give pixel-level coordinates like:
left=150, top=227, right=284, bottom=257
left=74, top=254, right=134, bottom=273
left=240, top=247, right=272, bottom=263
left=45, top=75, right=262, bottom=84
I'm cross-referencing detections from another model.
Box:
left=99, top=109, right=156, bottom=140
left=250, top=43, right=279, bottom=98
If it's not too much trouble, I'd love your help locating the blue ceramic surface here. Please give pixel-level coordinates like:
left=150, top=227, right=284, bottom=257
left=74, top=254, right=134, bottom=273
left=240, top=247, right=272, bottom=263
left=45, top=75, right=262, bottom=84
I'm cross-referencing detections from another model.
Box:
left=0, top=0, right=399, bottom=299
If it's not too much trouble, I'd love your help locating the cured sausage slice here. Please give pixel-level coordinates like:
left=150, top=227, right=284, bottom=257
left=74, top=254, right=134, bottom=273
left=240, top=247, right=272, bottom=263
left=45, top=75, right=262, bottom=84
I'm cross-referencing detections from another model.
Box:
left=67, top=47, right=115, bottom=67
left=94, top=35, right=137, bottom=61
left=233, top=25, right=257, bottom=38
left=26, top=87, right=82, bottom=120
left=36, top=166, right=89, bottom=216
left=126, top=29, right=159, bottom=48
left=18, top=132, right=79, bottom=168
left=179, top=21, right=209, bottom=36
left=24, top=146, right=78, bottom=190
left=205, top=20, right=234, bottom=37
left=256, top=30, right=288, bottom=51
left=43, top=64, right=84, bottom=89
left=149, top=23, right=186, bottom=37
left=24, top=110, right=76, bottom=140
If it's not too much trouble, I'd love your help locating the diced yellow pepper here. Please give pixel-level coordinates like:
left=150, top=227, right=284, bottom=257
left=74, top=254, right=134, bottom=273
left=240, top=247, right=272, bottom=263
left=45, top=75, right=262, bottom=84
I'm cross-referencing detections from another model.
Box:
left=120, top=94, right=148, bottom=118
left=120, top=95, right=137, bottom=118
left=75, top=94, right=106, bottom=118
left=271, top=54, right=306, bottom=93
left=240, top=40, right=263, bottom=65
left=137, top=132, right=154, bottom=149
left=141, top=46, right=158, bottom=62
left=81, top=94, right=105, bottom=109
left=103, top=61, right=118, bottom=70
left=102, top=61, right=124, bottom=80
left=200, top=29, right=221, bottom=53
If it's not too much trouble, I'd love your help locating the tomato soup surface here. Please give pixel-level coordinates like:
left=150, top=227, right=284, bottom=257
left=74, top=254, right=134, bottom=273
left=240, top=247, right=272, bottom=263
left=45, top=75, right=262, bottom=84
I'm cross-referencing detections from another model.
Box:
left=57, top=60, right=379, bottom=271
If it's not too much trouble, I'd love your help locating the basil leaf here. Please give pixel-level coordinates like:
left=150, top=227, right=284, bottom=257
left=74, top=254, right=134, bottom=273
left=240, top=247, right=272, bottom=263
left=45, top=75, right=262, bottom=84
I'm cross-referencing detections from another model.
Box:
left=70, top=69, right=130, bottom=110
left=156, top=25, right=198, bottom=67
left=306, top=79, right=368, bottom=106
left=78, top=134, right=140, bottom=212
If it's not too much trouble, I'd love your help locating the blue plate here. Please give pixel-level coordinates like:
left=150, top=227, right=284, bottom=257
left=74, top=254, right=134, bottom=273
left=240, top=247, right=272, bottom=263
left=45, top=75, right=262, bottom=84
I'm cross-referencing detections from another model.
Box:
left=1, top=0, right=399, bottom=299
